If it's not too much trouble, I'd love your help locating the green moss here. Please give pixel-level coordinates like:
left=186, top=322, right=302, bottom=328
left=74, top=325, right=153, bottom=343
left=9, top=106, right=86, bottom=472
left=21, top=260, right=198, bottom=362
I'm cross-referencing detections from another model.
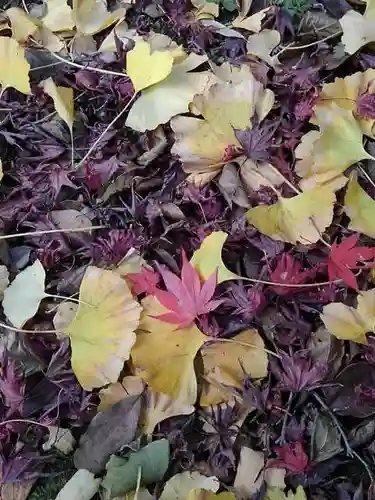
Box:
left=271, top=0, right=312, bottom=17
left=28, top=456, right=74, bottom=500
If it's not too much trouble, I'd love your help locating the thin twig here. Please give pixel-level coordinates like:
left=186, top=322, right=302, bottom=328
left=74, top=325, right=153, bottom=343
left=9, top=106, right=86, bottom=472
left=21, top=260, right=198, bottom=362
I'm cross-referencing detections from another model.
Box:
left=278, top=392, right=293, bottom=445
left=358, top=165, right=375, bottom=191
left=207, top=337, right=281, bottom=358
left=277, top=31, right=342, bottom=58
left=0, top=418, right=49, bottom=428
left=0, top=321, right=58, bottom=334
left=0, top=226, right=105, bottom=240
left=240, top=276, right=341, bottom=288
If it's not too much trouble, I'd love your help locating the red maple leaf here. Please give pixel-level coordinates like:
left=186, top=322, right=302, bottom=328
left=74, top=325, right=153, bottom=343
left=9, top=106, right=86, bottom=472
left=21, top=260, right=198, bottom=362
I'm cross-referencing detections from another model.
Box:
left=270, top=253, right=316, bottom=295
left=267, top=440, right=310, bottom=474
left=326, top=234, right=375, bottom=290
left=127, top=266, right=160, bottom=295
left=153, top=250, right=223, bottom=328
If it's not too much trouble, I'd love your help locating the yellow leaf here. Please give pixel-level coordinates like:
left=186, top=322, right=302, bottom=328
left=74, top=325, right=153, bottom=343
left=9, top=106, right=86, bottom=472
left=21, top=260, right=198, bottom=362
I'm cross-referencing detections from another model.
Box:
left=321, top=289, right=375, bottom=344
left=6, top=7, right=39, bottom=42
left=98, top=376, right=145, bottom=411
left=296, top=104, right=371, bottom=189
left=246, top=29, right=280, bottom=66
left=246, top=186, right=335, bottom=244
left=0, top=159, right=3, bottom=182
left=0, top=37, right=30, bottom=94
left=232, top=8, right=270, bottom=32
left=190, top=231, right=240, bottom=283
left=126, top=39, right=174, bottom=93
left=42, top=0, right=75, bottom=32
left=199, top=329, right=268, bottom=406
left=340, top=0, right=375, bottom=55
left=159, top=472, right=219, bottom=500
left=344, top=172, right=375, bottom=238
left=132, top=296, right=206, bottom=405
left=72, top=0, right=125, bottom=35
left=191, top=0, right=219, bottom=19
left=188, top=491, right=236, bottom=500
left=63, top=266, right=142, bottom=390
left=313, top=69, right=375, bottom=138
left=240, top=158, right=285, bottom=191
left=41, top=77, right=74, bottom=130
left=143, top=392, right=194, bottom=437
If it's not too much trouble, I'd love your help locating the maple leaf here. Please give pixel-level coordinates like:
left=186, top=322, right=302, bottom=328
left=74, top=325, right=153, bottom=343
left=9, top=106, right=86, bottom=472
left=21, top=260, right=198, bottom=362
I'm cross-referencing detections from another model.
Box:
left=127, top=266, right=161, bottom=295
left=326, top=234, right=375, bottom=290
left=270, top=253, right=317, bottom=294
left=268, top=441, right=310, bottom=474
left=154, top=250, right=223, bottom=328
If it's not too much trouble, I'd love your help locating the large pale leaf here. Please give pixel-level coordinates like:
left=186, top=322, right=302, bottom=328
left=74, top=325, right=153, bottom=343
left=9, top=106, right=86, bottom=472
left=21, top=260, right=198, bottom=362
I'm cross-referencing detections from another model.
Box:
left=6, top=7, right=39, bottom=42
left=63, top=266, right=142, bottom=390
left=72, top=0, right=125, bottom=35
left=344, top=173, right=375, bottom=238
left=246, top=29, right=280, bottom=66
left=55, top=469, right=100, bottom=500
left=3, top=260, right=46, bottom=328
left=132, top=296, right=206, bottom=404
left=200, top=329, right=268, bottom=406
left=188, top=492, right=236, bottom=500
left=0, top=37, right=30, bottom=94
left=234, top=447, right=265, bottom=498
left=42, top=0, right=75, bottom=32
left=340, top=0, right=375, bottom=55
left=246, top=186, right=335, bottom=244
left=41, top=77, right=74, bottom=130
left=159, top=472, right=219, bottom=500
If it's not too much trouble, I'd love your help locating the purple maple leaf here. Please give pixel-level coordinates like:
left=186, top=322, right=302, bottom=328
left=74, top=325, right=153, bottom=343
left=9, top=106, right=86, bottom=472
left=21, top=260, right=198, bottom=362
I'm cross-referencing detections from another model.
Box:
left=0, top=353, right=25, bottom=417
left=234, top=120, right=279, bottom=163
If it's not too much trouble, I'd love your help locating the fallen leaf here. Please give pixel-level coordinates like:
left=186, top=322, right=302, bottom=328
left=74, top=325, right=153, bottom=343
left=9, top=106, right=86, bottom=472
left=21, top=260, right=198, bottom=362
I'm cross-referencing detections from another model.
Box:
left=188, top=492, right=236, bottom=500
left=0, top=37, right=30, bottom=94
left=159, top=472, right=219, bottom=500
left=41, top=0, right=75, bottom=32
left=72, top=0, right=125, bottom=35
left=55, top=469, right=101, bottom=500
left=53, top=301, right=78, bottom=331
left=266, top=486, right=307, bottom=500
left=340, top=1, right=375, bottom=55
left=191, top=0, right=219, bottom=19
left=200, top=329, right=268, bottom=406
left=98, top=376, right=145, bottom=411
left=246, top=29, right=280, bottom=66
left=102, top=439, right=169, bottom=498
left=63, top=266, right=142, bottom=390
left=6, top=7, right=39, bottom=42
left=132, top=296, right=206, bottom=404
left=42, top=426, right=76, bottom=454
left=344, top=172, right=375, bottom=238
left=126, top=39, right=174, bottom=93
left=240, top=158, right=285, bottom=191
left=218, top=163, right=250, bottom=208
left=232, top=8, right=269, bottom=32
left=191, top=231, right=241, bottom=283
left=126, top=53, right=215, bottom=132
left=1, top=481, right=35, bottom=500
left=0, top=264, right=9, bottom=300
left=233, top=446, right=264, bottom=498
left=3, top=259, right=46, bottom=328
left=321, top=289, right=375, bottom=344
left=245, top=186, right=335, bottom=244
left=74, top=394, right=142, bottom=473
left=41, top=77, right=74, bottom=130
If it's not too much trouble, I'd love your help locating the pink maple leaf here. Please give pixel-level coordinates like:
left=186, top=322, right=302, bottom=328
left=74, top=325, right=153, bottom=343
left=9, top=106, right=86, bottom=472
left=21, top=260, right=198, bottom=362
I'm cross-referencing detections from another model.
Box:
left=267, top=440, right=310, bottom=474
left=127, top=266, right=160, bottom=295
left=270, top=253, right=316, bottom=295
left=153, top=250, right=223, bottom=328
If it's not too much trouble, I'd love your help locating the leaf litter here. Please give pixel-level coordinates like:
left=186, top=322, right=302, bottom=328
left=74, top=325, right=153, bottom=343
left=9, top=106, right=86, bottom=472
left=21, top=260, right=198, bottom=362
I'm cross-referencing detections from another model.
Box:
left=3, top=0, right=375, bottom=498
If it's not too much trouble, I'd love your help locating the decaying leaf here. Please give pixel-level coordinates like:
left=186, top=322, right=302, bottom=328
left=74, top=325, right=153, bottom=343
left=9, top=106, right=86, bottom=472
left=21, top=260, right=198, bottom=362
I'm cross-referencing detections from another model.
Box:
left=159, top=472, right=219, bottom=500
left=344, top=173, right=375, bottom=238
left=200, top=329, right=268, bottom=406
left=55, top=469, right=101, bottom=500
left=321, top=289, right=375, bottom=344
left=191, top=231, right=240, bottom=283
left=42, top=426, right=76, bottom=454
left=41, top=77, right=74, bottom=130
left=0, top=36, right=30, bottom=94
left=3, top=259, right=46, bottom=328
left=63, top=266, right=142, bottom=390
left=132, top=296, right=206, bottom=404
left=246, top=186, right=335, bottom=244
left=340, top=0, right=375, bottom=55
left=74, top=394, right=142, bottom=473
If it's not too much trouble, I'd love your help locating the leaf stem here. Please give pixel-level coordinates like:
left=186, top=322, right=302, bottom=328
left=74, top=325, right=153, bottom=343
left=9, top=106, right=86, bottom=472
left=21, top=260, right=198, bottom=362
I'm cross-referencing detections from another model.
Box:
left=0, top=418, right=49, bottom=428
left=0, top=226, right=105, bottom=240
left=239, top=276, right=341, bottom=288
left=207, top=337, right=280, bottom=358
left=277, top=31, right=342, bottom=58
left=0, top=320, right=58, bottom=334
left=44, top=294, right=94, bottom=308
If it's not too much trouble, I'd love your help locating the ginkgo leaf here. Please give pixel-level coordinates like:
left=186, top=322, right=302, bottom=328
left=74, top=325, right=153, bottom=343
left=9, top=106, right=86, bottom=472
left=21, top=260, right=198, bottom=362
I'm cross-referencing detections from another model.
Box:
left=246, top=29, right=280, bottom=67
left=0, top=37, right=30, bottom=94
left=126, top=39, right=174, bottom=93
left=126, top=53, right=216, bottom=132
left=200, top=329, right=268, bottom=406
left=191, top=231, right=240, bottom=283
left=340, top=0, right=375, bottom=55
left=159, top=472, right=219, bottom=500
left=246, top=186, right=335, bottom=244
left=41, top=77, right=74, bottom=130
left=344, top=173, right=375, bottom=238
left=313, top=69, right=375, bottom=138
left=53, top=301, right=78, bottom=331
left=72, top=0, right=125, bottom=35
left=55, top=469, right=101, bottom=500
left=232, top=8, right=269, bottom=32
left=240, top=159, right=284, bottom=191
left=63, top=266, right=142, bottom=391
left=191, top=0, right=219, bottom=19
left=98, top=376, right=145, bottom=411
left=188, top=491, right=236, bottom=500
left=3, top=259, right=46, bottom=328
left=296, top=104, right=372, bottom=190
left=42, top=0, right=75, bottom=32
left=131, top=296, right=206, bottom=405
left=6, top=7, right=39, bottom=42
left=321, top=289, right=375, bottom=344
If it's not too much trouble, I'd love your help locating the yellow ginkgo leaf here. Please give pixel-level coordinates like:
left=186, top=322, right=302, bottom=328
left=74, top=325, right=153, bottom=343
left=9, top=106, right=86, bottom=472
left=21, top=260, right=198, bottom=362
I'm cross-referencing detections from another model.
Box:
left=98, top=376, right=145, bottom=411
left=191, top=231, right=240, bottom=283
left=321, top=289, right=375, bottom=344
left=340, top=0, right=375, bottom=55
left=126, top=39, right=174, bottom=93
left=63, top=266, right=142, bottom=391
left=41, top=77, right=74, bottom=130
left=0, top=37, right=30, bottom=94
left=246, top=29, right=280, bottom=67
left=344, top=173, right=375, bottom=238
left=188, top=490, right=236, bottom=500
left=232, top=8, right=269, bottom=32
left=132, top=296, right=206, bottom=405
left=246, top=186, right=335, bottom=244
left=6, top=7, right=40, bottom=42
left=199, top=329, right=268, bottom=406
left=313, top=69, right=375, bottom=138
left=159, top=472, right=219, bottom=500
left=73, top=0, right=125, bottom=35
left=42, top=0, right=75, bottom=32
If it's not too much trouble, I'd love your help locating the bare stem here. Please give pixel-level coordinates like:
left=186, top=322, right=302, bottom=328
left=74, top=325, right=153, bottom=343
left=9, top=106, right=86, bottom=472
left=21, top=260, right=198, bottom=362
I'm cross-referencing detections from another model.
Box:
left=206, top=337, right=280, bottom=358
left=0, top=226, right=105, bottom=240
left=0, top=320, right=58, bottom=334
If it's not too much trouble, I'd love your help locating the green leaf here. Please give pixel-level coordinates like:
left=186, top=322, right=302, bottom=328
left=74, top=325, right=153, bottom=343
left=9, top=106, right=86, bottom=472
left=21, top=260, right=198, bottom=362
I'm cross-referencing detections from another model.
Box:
left=102, top=439, right=169, bottom=498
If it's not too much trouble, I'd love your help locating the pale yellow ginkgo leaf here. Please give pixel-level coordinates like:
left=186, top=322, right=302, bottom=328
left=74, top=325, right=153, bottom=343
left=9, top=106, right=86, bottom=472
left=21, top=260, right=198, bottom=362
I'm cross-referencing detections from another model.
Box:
left=240, top=158, right=285, bottom=191
left=200, top=329, right=268, bottom=406
left=42, top=0, right=75, bottom=32
left=232, top=8, right=270, bottom=32
left=247, top=29, right=280, bottom=66
left=98, top=375, right=145, bottom=411
left=63, top=266, right=142, bottom=391
left=0, top=37, right=30, bottom=94
left=313, top=69, right=375, bottom=138
left=321, top=289, right=375, bottom=344
left=191, top=0, right=219, bottom=19
left=98, top=20, right=133, bottom=52
left=72, top=0, right=125, bottom=35
left=131, top=296, right=206, bottom=405
left=159, top=472, right=219, bottom=500
left=41, top=77, right=74, bottom=130
left=188, top=491, right=236, bottom=500
left=340, top=0, right=375, bottom=55
left=126, top=39, right=174, bottom=93
left=344, top=172, right=375, bottom=238
left=246, top=186, right=335, bottom=244
left=6, top=7, right=39, bottom=42
left=191, top=231, right=240, bottom=283
left=296, top=104, right=372, bottom=190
